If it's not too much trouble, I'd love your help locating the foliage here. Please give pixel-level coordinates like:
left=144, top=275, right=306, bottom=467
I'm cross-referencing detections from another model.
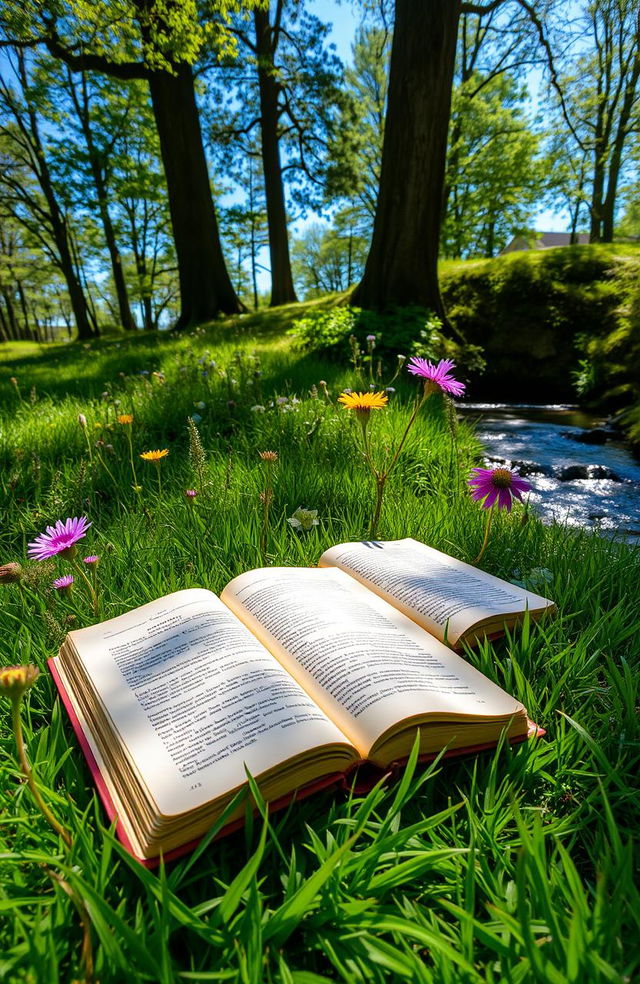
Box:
left=291, top=209, right=369, bottom=297
left=440, top=244, right=640, bottom=402
left=443, top=72, right=542, bottom=258
left=0, top=311, right=639, bottom=981
left=288, top=303, right=485, bottom=382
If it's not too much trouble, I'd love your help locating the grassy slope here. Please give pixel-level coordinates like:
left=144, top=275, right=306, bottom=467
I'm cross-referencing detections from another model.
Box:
left=0, top=311, right=639, bottom=983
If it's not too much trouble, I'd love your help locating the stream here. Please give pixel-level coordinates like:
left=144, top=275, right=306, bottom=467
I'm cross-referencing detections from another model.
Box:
left=458, top=404, right=640, bottom=543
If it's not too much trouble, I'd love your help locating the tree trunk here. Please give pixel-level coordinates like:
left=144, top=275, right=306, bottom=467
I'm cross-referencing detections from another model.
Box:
left=352, top=0, right=461, bottom=318
left=147, top=63, right=242, bottom=328
left=73, top=73, right=138, bottom=331
left=254, top=9, right=298, bottom=307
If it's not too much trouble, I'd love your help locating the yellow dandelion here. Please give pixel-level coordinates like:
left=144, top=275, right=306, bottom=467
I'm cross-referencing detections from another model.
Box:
left=140, top=448, right=169, bottom=462
left=338, top=391, right=389, bottom=412
left=117, top=413, right=134, bottom=425
left=0, top=664, right=39, bottom=701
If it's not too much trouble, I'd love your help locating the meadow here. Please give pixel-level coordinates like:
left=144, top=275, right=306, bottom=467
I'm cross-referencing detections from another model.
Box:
left=1, top=309, right=639, bottom=983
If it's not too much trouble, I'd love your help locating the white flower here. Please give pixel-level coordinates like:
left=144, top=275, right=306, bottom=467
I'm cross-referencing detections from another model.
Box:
left=194, top=401, right=206, bottom=410
left=250, top=405, right=266, bottom=413
left=287, top=507, right=320, bottom=532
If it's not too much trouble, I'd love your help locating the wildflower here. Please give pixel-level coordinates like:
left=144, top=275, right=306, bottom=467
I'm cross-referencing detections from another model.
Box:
left=78, top=413, right=87, bottom=429
left=259, top=450, right=278, bottom=462
left=338, top=390, right=388, bottom=423
left=28, top=517, right=91, bottom=561
left=469, top=467, right=532, bottom=564
left=397, top=354, right=406, bottom=366
left=406, top=357, right=465, bottom=398
left=184, top=489, right=198, bottom=500
left=83, top=555, right=100, bottom=567
left=287, top=507, right=320, bottom=532
left=194, top=401, right=206, bottom=410
left=0, top=562, right=23, bottom=584
left=140, top=449, right=169, bottom=462
left=468, top=467, right=531, bottom=512
left=52, top=574, right=74, bottom=595
left=152, top=371, right=165, bottom=383
left=385, top=387, right=396, bottom=394
left=117, top=413, right=134, bottom=425
left=191, top=413, right=202, bottom=425
left=101, top=391, right=110, bottom=401
left=366, top=334, right=376, bottom=345
left=10, top=376, right=18, bottom=387
left=251, top=405, right=265, bottom=413
left=0, top=664, right=39, bottom=701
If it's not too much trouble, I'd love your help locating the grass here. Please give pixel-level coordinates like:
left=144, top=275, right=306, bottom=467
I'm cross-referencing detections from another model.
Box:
left=1, top=312, right=639, bottom=983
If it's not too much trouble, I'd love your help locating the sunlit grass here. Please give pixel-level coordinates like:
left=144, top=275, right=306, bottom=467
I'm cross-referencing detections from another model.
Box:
left=1, top=316, right=639, bottom=983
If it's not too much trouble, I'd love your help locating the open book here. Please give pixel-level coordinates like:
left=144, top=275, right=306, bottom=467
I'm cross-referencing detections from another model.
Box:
left=49, top=539, right=555, bottom=864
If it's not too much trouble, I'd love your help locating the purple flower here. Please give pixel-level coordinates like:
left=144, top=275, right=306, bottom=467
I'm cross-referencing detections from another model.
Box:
left=468, top=467, right=531, bottom=512
left=27, top=517, right=91, bottom=561
left=52, top=574, right=74, bottom=593
left=83, top=555, right=100, bottom=567
left=184, top=489, right=198, bottom=499
left=406, top=357, right=465, bottom=397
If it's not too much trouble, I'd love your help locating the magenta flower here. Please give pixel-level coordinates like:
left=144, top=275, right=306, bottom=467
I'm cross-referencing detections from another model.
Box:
left=184, top=489, right=198, bottom=499
left=83, top=555, right=100, bottom=567
left=27, top=517, right=91, bottom=561
left=52, top=574, right=74, bottom=593
left=468, top=467, right=531, bottom=512
left=406, top=357, right=465, bottom=397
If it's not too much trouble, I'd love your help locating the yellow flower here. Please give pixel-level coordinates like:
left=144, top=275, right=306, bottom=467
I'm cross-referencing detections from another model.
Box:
left=0, top=664, right=39, bottom=701
left=338, top=391, right=389, bottom=413
left=117, top=413, right=134, bottom=425
left=140, top=449, right=169, bottom=462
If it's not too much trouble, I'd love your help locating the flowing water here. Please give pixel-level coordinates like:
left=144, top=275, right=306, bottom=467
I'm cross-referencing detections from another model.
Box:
left=458, top=404, right=640, bottom=543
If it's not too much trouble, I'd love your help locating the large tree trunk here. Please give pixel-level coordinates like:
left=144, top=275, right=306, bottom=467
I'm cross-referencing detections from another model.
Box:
left=147, top=63, right=242, bottom=328
left=72, top=72, right=138, bottom=331
left=352, top=0, right=461, bottom=318
left=254, top=9, right=298, bottom=307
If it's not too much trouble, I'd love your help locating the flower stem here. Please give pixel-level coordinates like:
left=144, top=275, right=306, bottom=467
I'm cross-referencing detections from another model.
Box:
left=474, top=505, right=495, bottom=565
left=126, top=429, right=138, bottom=488
left=11, top=697, right=73, bottom=849
left=73, top=560, right=99, bottom=617
left=369, top=474, right=387, bottom=540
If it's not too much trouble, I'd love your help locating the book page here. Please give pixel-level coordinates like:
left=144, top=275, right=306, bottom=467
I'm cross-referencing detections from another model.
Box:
left=319, top=539, right=555, bottom=645
left=221, top=569, right=525, bottom=759
left=63, top=590, right=354, bottom=817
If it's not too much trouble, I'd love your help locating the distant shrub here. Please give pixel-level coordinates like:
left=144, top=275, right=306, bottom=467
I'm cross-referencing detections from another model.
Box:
left=288, top=304, right=485, bottom=377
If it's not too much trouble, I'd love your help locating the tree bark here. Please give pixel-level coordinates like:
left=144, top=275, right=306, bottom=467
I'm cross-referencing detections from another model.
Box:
left=71, top=72, right=138, bottom=331
left=147, top=63, right=242, bottom=328
left=254, top=8, right=298, bottom=307
left=352, top=0, right=461, bottom=318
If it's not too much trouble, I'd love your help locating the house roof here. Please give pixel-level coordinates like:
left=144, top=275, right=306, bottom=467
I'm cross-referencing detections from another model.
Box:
left=501, top=231, right=590, bottom=253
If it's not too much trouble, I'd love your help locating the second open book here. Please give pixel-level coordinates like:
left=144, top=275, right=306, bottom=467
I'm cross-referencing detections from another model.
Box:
left=50, top=538, right=555, bottom=863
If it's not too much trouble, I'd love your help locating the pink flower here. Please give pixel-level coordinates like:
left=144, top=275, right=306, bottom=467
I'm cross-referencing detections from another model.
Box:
left=184, top=489, right=198, bottom=499
left=83, top=555, right=100, bottom=567
left=52, top=574, right=74, bottom=592
left=468, top=467, right=531, bottom=512
left=406, top=357, right=465, bottom=397
left=27, top=517, right=91, bottom=560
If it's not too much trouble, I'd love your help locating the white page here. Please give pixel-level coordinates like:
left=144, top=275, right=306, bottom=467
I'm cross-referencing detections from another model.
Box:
left=66, top=589, right=352, bottom=817
left=222, top=569, right=525, bottom=756
left=319, top=539, right=554, bottom=644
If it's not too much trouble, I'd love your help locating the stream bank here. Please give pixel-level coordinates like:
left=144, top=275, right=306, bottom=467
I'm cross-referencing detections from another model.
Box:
left=458, top=404, right=640, bottom=543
